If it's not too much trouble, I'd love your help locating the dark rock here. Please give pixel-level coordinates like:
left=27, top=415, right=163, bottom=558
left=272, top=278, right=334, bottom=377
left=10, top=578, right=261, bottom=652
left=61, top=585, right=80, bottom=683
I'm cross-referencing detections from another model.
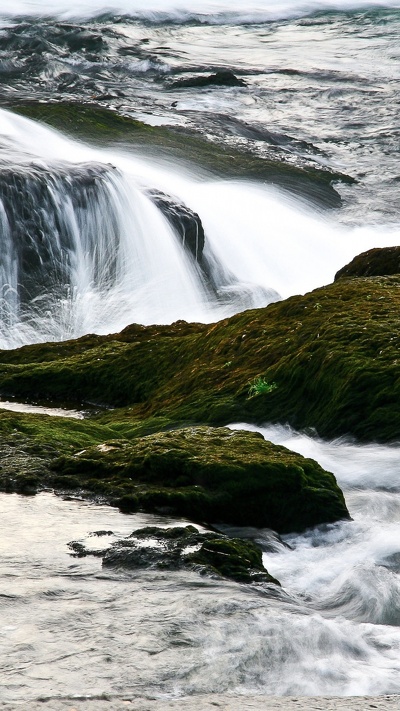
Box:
left=146, top=189, right=205, bottom=260
left=70, top=524, right=280, bottom=585
left=169, top=70, right=246, bottom=89
left=53, top=426, right=349, bottom=533
left=0, top=161, right=120, bottom=309
left=335, top=246, right=400, bottom=280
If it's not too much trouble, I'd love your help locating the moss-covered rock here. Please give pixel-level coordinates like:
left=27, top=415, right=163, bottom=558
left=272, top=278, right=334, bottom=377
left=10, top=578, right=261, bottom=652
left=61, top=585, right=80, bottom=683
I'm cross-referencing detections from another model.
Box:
left=335, top=246, right=400, bottom=280
left=1, top=275, right=399, bottom=442
left=8, top=101, right=352, bottom=206
left=69, top=525, right=280, bottom=585
left=52, top=426, right=348, bottom=532
left=0, top=409, right=119, bottom=494
left=0, top=413, right=348, bottom=533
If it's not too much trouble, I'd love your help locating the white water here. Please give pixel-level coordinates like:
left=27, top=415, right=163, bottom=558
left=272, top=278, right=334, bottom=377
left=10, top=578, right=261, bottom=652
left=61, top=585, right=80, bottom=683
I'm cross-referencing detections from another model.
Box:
left=2, top=427, right=400, bottom=700
left=0, top=108, right=399, bottom=349
left=230, top=424, right=400, bottom=625
left=1, top=0, right=399, bottom=22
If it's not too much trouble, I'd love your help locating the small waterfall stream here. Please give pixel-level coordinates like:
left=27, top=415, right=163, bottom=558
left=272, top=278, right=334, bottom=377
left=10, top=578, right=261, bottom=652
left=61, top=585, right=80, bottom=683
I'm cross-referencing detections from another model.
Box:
left=0, top=107, right=399, bottom=349
left=0, top=0, right=399, bottom=703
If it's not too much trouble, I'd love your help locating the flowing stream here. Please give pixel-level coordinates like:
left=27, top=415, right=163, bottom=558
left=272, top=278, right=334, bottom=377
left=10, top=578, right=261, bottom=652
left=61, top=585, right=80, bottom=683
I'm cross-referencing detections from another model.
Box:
left=1, top=428, right=400, bottom=702
left=0, top=109, right=399, bottom=349
left=0, top=0, right=399, bottom=703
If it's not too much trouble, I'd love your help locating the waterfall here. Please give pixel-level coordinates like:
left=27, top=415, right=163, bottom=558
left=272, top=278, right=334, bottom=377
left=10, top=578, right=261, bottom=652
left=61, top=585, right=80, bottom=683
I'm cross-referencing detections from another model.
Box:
left=0, top=107, right=399, bottom=349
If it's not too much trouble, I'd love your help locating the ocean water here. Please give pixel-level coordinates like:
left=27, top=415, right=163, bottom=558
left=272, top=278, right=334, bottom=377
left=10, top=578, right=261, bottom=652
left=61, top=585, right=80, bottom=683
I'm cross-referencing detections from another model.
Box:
left=0, top=0, right=399, bottom=703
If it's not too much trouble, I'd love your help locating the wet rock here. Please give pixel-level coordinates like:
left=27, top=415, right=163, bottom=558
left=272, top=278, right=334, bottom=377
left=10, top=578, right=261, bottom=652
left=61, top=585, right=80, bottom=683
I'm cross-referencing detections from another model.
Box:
left=335, top=246, right=400, bottom=280
left=169, top=70, right=246, bottom=89
left=53, top=426, right=349, bottom=533
left=146, top=189, right=205, bottom=260
left=70, top=524, right=280, bottom=585
left=1, top=275, right=400, bottom=446
left=0, top=161, right=120, bottom=308
left=10, top=102, right=351, bottom=207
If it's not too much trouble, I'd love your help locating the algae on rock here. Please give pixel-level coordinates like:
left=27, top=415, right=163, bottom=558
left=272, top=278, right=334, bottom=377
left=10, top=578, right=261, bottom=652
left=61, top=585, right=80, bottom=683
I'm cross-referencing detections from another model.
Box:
left=9, top=101, right=352, bottom=207
left=1, top=275, right=399, bottom=442
left=52, top=426, right=349, bottom=533
left=69, top=525, right=280, bottom=585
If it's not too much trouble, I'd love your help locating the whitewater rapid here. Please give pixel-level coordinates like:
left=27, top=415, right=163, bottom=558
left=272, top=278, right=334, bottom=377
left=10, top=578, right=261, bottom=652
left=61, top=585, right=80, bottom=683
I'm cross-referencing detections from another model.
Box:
left=0, top=108, right=399, bottom=348
left=1, top=426, right=400, bottom=701
left=2, top=0, right=400, bottom=22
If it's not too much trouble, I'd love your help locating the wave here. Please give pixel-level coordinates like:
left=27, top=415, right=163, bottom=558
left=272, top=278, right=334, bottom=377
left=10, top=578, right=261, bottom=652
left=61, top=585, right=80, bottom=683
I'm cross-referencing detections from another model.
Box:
left=1, top=0, right=400, bottom=24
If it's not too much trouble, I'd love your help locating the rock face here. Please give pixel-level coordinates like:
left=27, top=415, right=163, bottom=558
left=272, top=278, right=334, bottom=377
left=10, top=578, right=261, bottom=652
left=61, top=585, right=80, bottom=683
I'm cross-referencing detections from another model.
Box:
left=335, top=246, right=400, bottom=280
left=0, top=161, right=119, bottom=308
left=52, top=426, right=349, bottom=533
left=69, top=525, right=280, bottom=585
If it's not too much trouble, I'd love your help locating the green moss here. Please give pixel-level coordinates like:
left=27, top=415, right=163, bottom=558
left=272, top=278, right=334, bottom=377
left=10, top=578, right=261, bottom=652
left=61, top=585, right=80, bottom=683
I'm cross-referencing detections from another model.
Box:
left=0, top=409, right=122, bottom=494
left=51, top=426, right=349, bottom=533
left=1, top=276, right=399, bottom=442
left=335, top=246, right=400, bottom=280
left=8, top=101, right=352, bottom=206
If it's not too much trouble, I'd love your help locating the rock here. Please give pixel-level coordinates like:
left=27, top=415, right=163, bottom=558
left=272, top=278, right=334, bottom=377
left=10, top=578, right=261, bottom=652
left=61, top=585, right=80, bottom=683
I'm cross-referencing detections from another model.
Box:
left=146, top=189, right=205, bottom=260
left=52, top=426, right=349, bottom=533
left=169, top=70, right=246, bottom=89
left=10, top=101, right=352, bottom=207
left=69, top=525, right=280, bottom=585
left=1, top=274, right=400, bottom=442
left=0, top=161, right=120, bottom=308
left=335, top=246, right=400, bottom=280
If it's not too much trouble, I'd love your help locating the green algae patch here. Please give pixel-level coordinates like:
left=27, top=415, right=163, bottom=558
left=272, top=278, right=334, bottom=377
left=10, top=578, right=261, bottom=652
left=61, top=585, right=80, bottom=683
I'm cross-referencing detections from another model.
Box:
left=70, top=524, right=280, bottom=585
left=335, top=246, right=400, bottom=280
left=1, top=276, right=400, bottom=442
left=8, top=101, right=351, bottom=206
left=0, top=409, right=121, bottom=495
left=52, top=426, right=349, bottom=533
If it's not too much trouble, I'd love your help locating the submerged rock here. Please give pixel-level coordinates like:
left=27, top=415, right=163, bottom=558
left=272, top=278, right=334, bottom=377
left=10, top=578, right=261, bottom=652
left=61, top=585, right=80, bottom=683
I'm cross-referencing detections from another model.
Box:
left=52, top=426, right=349, bottom=533
left=9, top=101, right=352, bottom=207
left=335, top=246, right=400, bottom=280
left=70, top=525, right=280, bottom=585
left=169, top=70, right=246, bottom=89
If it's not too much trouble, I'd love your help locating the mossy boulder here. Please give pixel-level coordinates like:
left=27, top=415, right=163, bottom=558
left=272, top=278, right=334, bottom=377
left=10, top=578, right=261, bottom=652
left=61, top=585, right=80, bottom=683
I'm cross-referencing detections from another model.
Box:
left=0, top=409, right=120, bottom=495
left=335, top=246, right=400, bottom=280
left=69, top=525, right=280, bottom=585
left=52, top=426, right=349, bottom=533
left=8, top=101, right=352, bottom=207
left=1, top=275, right=399, bottom=442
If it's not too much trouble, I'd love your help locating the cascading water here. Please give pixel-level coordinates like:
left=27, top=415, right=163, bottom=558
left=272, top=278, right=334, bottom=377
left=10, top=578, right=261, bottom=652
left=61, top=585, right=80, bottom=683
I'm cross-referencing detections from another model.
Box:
left=0, top=0, right=400, bottom=705
left=2, top=430, right=400, bottom=701
left=0, top=109, right=282, bottom=348
left=0, top=107, right=399, bottom=349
